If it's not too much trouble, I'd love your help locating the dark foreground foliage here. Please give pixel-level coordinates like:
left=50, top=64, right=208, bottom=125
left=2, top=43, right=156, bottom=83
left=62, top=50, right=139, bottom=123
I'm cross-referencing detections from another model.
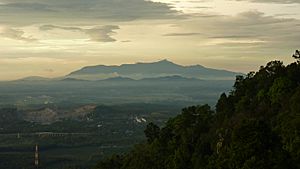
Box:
left=94, top=55, right=300, bottom=169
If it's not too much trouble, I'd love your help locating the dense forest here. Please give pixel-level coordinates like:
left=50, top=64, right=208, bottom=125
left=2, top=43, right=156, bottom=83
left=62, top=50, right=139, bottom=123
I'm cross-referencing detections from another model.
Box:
left=94, top=52, right=300, bottom=169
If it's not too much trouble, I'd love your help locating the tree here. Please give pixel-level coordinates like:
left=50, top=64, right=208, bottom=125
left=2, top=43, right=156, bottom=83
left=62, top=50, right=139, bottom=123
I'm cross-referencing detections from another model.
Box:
left=144, top=122, right=160, bottom=143
left=228, top=120, right=291, bottom=169
left=292, top=50, right=300, bottom=62
left=94, top=155, right=123, bottom=169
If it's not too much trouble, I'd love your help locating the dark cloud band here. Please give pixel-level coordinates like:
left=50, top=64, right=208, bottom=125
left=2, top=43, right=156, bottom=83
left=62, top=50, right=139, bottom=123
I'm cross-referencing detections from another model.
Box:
left=0, top=0, right=180, bottom=25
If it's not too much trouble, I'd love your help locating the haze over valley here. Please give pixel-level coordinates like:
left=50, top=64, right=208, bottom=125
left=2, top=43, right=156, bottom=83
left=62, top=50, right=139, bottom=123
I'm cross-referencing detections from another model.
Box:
left=0, top=60, right=240, bottom=108
left=0, top=59, right=241, bottom=168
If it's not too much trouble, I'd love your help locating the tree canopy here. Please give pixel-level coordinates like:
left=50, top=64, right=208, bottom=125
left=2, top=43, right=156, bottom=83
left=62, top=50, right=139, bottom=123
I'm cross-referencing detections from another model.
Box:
left=93, top=53, right=300, bottom=169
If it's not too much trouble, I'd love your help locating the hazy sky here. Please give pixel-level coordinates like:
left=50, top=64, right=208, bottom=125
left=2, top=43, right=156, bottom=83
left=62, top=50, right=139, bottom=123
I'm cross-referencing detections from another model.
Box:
left=0, top=0, right=299, bottom=80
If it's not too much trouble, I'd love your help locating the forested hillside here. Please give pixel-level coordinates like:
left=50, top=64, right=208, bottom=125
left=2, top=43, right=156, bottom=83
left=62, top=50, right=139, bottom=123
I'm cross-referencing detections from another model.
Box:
left=94, top=54, right=300, bottom=169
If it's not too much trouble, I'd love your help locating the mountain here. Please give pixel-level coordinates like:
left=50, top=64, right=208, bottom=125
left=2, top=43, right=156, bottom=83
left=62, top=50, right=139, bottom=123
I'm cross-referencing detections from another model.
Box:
left=101, top=77, right=136, bottom=82
left=140, top=75, right=201, bottom=82
left=60, top=77, right=89, bottom=82
left=101, top=75, right=200, bottom=82
left=67, top=60, right=241, bottom=80
left=0, top=60, right=238, bottom=107
left=14, top=76, right=52, bottom=82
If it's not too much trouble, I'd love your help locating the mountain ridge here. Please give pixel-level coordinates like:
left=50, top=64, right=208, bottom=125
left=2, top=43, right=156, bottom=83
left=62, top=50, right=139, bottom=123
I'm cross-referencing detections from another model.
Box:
left=8, top=60, right=242, bottom=82
left=67, top=59, right=241, bottom=80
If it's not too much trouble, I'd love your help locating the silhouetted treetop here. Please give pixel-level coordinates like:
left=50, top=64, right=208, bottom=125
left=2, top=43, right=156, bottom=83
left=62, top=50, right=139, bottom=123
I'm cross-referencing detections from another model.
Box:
left=293, top=50, right=300, bottom=59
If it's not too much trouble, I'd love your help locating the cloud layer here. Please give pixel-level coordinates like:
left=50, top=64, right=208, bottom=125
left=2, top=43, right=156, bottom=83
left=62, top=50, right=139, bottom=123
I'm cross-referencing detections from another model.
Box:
left=0, top=27, right=37, bottom=42
left=0, top=0, right=179, bottom=25
left=40, top=25, right=120, bottom=42
left=235, top=0, right=300, bottom=4
left=0, top=0, right=299, bottom=80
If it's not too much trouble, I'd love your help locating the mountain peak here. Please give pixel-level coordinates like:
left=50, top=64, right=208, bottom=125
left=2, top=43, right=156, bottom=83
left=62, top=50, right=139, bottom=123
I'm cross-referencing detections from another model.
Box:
left=156, top=59, right=174, bottom=64
left=136, top=59, right=175, bottom=65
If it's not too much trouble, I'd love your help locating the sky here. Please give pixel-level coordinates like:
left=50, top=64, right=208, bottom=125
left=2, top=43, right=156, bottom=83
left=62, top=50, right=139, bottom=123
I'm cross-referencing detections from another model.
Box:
left=0, top=0, right=299, bottom=80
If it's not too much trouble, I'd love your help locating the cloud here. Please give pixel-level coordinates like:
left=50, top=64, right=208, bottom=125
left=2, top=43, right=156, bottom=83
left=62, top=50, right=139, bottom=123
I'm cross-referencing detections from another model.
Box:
left=39, top=25, right=82, bottom=31
left=216, top=11, right=300, bottom=49
left=0, top=2, right=55, bottom=12
left=44, top=68, right=54, bottom=72
left=121, top=40, right=132, bottom=43
left=86, top=25, right=120, bottom=42
left=163, top=32, right=202, bottom=36
left=209, top=35, right=256, bottom=39
left=232, top=10, right=292, bottom=26
left=0, top=27, right=37, bottom=42
left=234, top=0, right=300, bottom=4
left=167, top=10, right=300, bottom=56
left=0, top=0, right=180, bottom=25
left=40, top=25, right=120, bottom=42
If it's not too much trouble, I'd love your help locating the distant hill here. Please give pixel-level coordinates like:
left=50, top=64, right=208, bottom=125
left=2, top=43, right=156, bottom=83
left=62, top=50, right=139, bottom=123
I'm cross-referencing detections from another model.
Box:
left=140, top=75, right=201, bottom=82
left=67, top=60, right=241, bottom=80
left=60, top=77, right=89, bottom=82
left=0, top=60, right=238, bottom=107
left=14, top=76, right=52, bottom=82
left=101, top=77, right=136, bottom=82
